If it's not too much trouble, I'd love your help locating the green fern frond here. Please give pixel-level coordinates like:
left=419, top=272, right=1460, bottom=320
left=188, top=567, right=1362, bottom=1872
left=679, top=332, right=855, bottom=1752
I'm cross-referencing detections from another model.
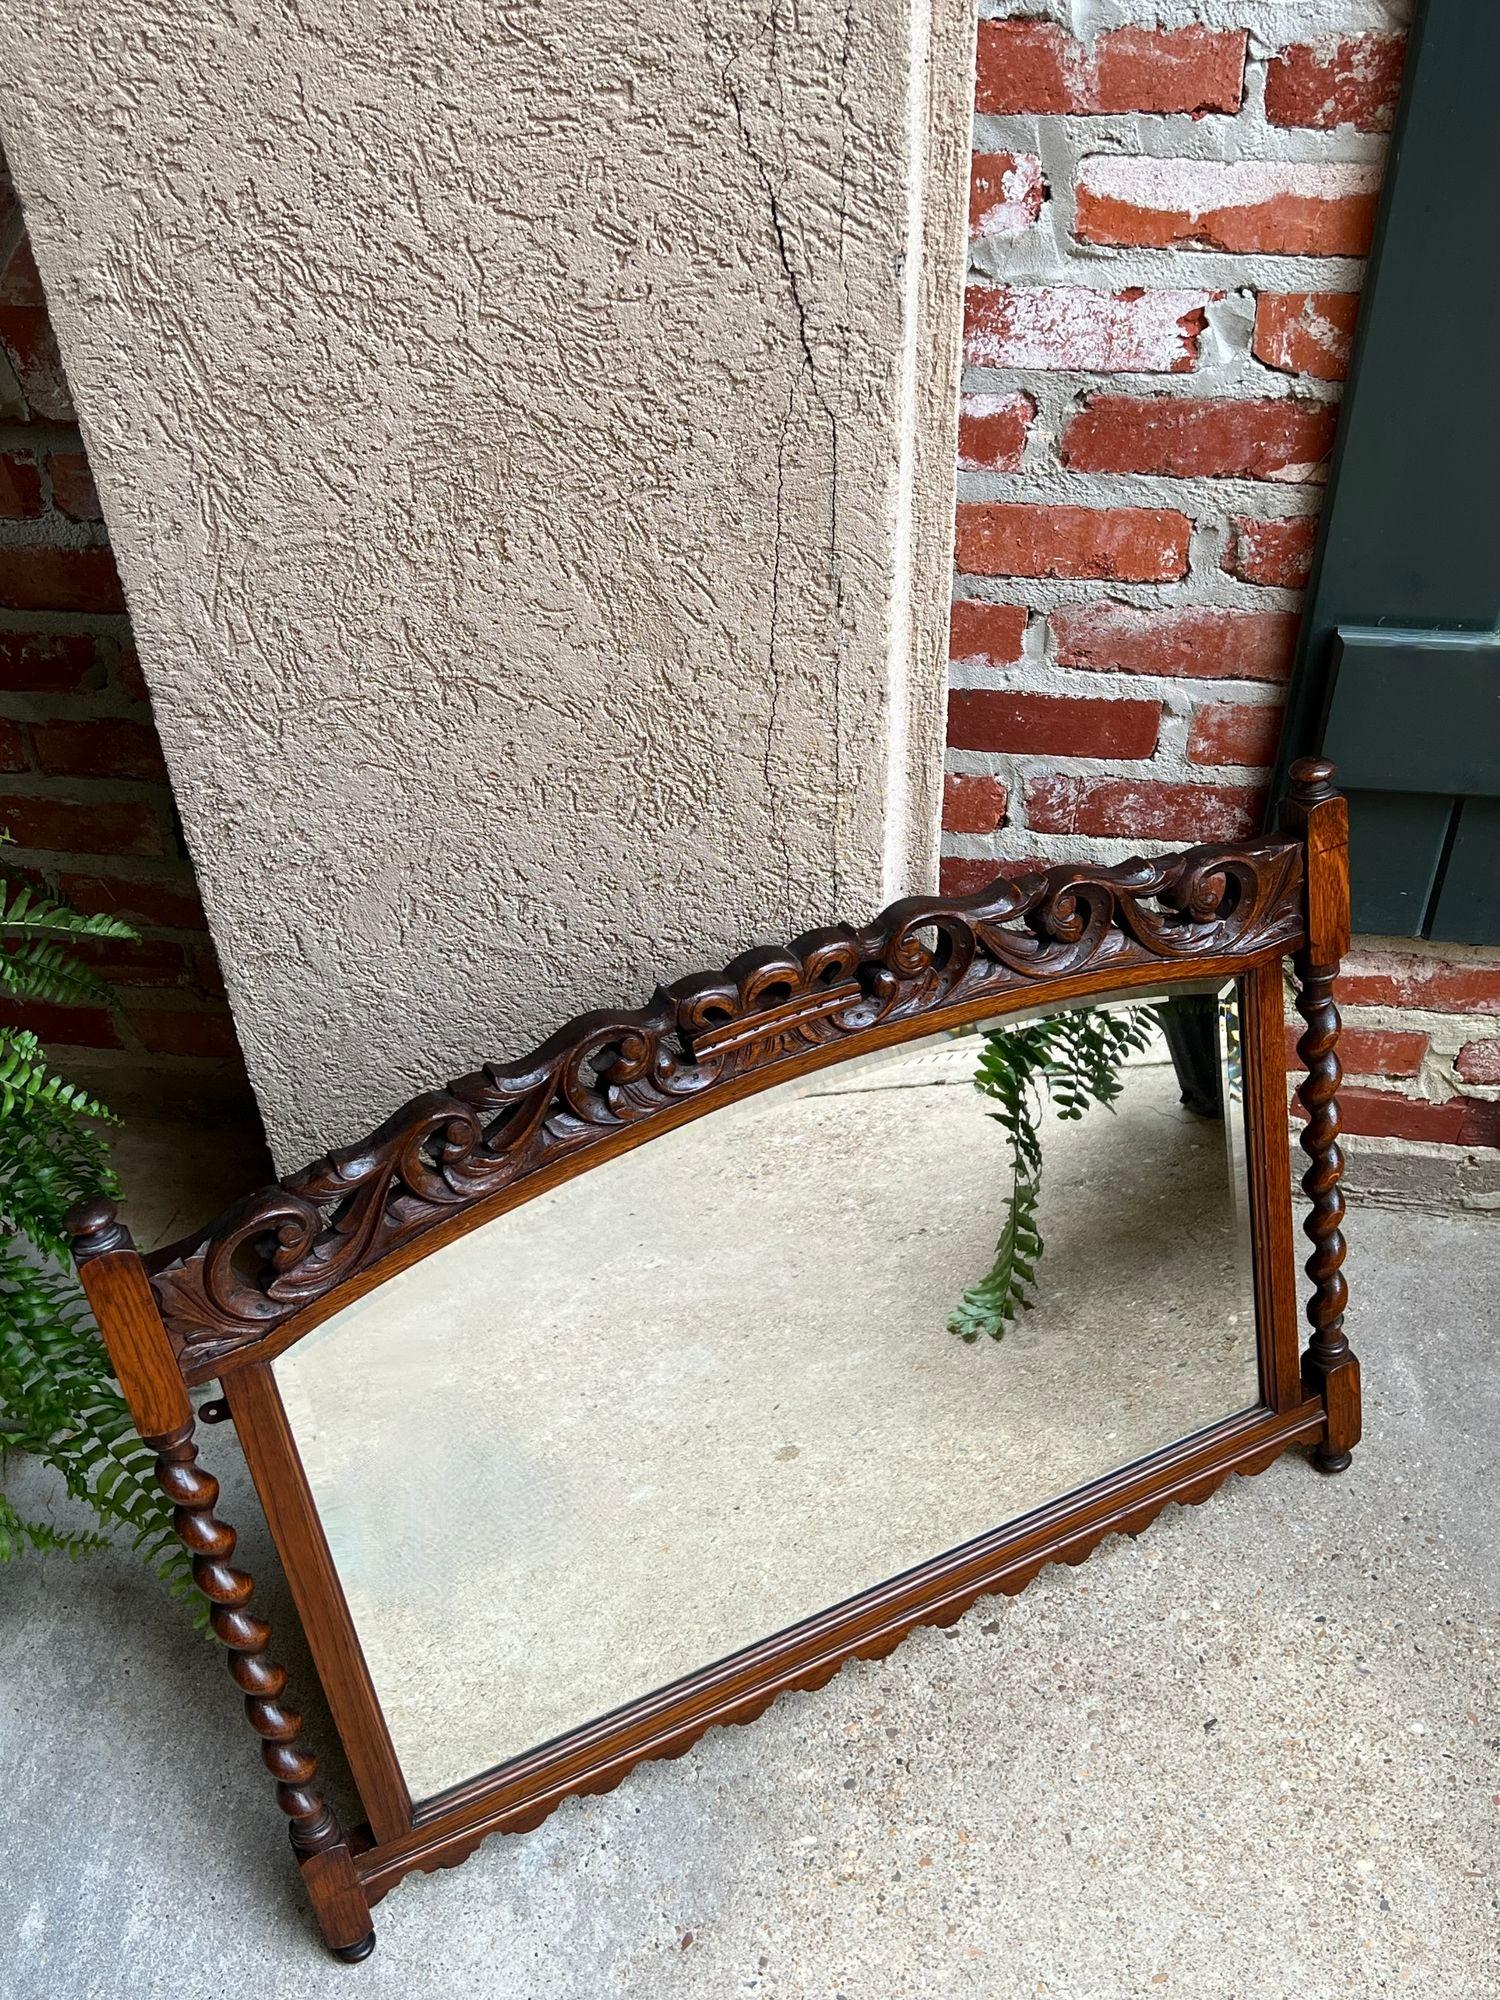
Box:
left=0, top=1030, right=118, bottom=1259
left=0, top=879, right=135, bottom=944
left=0, top=1246, right=200, bottom=1614
left=0, top=1030, right=117, bottom=1125
left=0, top=841, right=195, bottom=1614
left=0, top=1491, right=111, bottom=1562
left=948, top=1171, right=1042, bottom=1340
left=0, top=938, right=112, bottom=1007
left=950, top=1001, right=1162, bottom=1343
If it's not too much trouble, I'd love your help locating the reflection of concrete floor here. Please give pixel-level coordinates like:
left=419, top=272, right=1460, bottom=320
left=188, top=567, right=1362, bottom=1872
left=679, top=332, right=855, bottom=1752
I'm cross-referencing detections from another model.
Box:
left=279, top=1035, right=1258, bottom=1799
left=8, top=1110, right=1496, bottom=1994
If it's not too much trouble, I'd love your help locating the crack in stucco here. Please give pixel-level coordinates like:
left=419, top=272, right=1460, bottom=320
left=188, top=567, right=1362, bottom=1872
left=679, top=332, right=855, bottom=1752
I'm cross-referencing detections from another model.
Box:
left=838, top=0, right=856, bottom=264
left=766, top=375, right=797, bottom=922
left=719, top=59, right=833, bottom=424
left=716, top=6, right=851, bottom=908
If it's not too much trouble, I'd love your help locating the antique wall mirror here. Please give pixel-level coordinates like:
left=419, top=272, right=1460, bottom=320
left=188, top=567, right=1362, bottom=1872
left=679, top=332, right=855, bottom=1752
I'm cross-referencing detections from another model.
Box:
left=69, top=759, right=1359, bottom=1960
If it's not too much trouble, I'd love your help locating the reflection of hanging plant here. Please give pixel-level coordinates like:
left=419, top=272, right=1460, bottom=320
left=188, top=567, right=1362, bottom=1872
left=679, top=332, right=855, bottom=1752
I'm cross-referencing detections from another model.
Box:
left=948, top=1004, right=1162, bottom=1344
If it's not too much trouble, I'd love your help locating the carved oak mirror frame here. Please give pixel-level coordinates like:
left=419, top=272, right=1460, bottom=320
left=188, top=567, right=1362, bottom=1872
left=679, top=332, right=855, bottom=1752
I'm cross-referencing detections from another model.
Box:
left=68, top=759, right=1358, bottom=1961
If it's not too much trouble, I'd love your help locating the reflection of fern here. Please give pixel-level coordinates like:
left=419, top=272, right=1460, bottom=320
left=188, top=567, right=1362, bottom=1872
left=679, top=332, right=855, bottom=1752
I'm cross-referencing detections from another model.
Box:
left=948, top=1005, right=1160, bottom=1343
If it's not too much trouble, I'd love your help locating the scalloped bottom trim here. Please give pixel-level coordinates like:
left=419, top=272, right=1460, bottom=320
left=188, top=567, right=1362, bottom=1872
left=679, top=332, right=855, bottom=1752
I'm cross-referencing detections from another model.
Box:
left=356, top=1404, right=1330, bottom=1909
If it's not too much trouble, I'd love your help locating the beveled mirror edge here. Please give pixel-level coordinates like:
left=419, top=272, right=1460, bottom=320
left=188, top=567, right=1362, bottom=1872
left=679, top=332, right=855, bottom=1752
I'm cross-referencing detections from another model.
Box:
left=65, top=759, right=1358, bottom=1962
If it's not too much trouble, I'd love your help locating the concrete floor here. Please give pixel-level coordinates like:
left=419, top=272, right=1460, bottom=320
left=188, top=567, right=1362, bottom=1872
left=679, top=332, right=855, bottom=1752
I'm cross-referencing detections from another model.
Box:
left=278, top=1037, right=1257, bottom=1800
left=3, top=1157, right=1497, bottom=1996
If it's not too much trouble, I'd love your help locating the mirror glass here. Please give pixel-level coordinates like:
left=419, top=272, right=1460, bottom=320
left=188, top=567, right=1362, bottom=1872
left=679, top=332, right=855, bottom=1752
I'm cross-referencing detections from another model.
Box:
left=274, top=979, right=1259, bottom=1803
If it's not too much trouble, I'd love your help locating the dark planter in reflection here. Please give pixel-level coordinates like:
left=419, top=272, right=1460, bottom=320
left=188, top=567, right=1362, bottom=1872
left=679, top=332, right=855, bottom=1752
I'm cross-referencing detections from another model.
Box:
left=1158, top=993, right=1224, bottom=1119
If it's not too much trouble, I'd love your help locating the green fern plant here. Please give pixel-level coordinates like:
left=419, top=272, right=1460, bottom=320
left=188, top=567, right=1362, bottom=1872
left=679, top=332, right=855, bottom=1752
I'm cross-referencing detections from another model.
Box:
left=948, top=1003, right=1161, bottom=1343
left=0, top=851, right=197, bottom=1610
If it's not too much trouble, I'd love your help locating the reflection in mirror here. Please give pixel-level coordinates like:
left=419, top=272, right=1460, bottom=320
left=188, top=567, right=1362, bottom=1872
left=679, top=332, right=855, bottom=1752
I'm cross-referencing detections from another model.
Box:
left=274, top=980, right=1259, bottom=1802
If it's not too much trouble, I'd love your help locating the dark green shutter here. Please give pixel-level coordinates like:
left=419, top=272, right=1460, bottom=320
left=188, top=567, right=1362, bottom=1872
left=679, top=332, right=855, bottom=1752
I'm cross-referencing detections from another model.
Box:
left=1270, top=0, right=1500, bottom=945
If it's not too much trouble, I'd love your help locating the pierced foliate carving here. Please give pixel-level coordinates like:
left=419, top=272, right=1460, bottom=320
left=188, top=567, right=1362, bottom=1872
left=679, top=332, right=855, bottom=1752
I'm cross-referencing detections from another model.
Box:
left=149, top=838, right=1303, bottom=1364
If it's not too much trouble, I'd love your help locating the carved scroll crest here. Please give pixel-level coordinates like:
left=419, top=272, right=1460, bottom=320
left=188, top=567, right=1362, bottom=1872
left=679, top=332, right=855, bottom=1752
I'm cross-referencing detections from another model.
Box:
left=150, top=838, right=1303, bottom=1366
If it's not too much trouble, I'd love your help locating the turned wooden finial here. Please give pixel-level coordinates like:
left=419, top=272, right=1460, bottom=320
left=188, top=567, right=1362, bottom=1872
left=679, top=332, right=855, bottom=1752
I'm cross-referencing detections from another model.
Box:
left=1286, top=755, right=1339, bottom=805
left=64, top=1196, right=134, bottom=1262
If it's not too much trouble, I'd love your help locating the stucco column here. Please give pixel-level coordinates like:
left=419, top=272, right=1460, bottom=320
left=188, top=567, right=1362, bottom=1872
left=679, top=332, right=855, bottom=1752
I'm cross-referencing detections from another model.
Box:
left=0, top=0, right=974, bottom=1164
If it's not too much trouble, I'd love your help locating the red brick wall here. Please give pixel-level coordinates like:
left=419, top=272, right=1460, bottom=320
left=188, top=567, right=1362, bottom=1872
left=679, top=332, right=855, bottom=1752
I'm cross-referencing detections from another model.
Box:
left=0, top=161, right=249, bottom=1109
left=945, top=7, right=1500, bottom=1171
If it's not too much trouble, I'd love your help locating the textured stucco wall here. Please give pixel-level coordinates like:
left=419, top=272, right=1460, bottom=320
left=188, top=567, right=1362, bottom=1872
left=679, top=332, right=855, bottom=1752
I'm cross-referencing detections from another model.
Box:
left=0, top=1, right=974, bottom=1164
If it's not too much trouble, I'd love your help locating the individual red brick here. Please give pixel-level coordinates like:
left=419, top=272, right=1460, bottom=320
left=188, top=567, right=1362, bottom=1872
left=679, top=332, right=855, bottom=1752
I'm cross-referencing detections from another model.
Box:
left=1024, top=773, right=1262, bottom=841
left=942, top=772, right=1010, bottom=837
left=1285, top=1023, right=1428, bottom=1078
left=0, top=794, right=164, bottom=857
left=976, top=21, right=1245, bottom=115
left=59, top=870, right=211, bottom=931
left=29, top=718, right=168, bottom=781
left=1290, top=1083, right=1500, bottom=1148
left=1050, top=605, right=1300, bottom=684
left=939, top=854, right=1045, bottom=896
left=1224, top=515, right=1319, bottom=589
left=1265, top=34, right=1406, bottom=133
left=0, top=718, right=26, bottom=771
left=0, top=998, right=122, bottom=1048
left=1455, top=1039, right=1500, bottom=1086
left=969, top=152, right=1046, bottom=238
left=965, top=285, right=1214, bottom=374
left=1075, top=158, right=1380, bottom=257
left=957, top=391, right=1036, bottom=472
left=0, top=451, right=43, bottom=518
left=1187, top=701, right=1285, bottom=768
left=0, top=546, right=126, bottom=614
left=956, top=503, right=1191, bottom=583
left=129, top=1006, right=242, bottom=1059
left=1343, top=1028, right=1430, bottom=1078
left=949, top=600, right=1027, bottom=666
left=45, top=451, right=103, bottom=522
left=1253, top=293, right=1360, bottom=383
left=1459, top=1097, right=1500, bottom=1147
left=940, top=856, right=996, bottom=896
left=1339, top=953, right=1500, bottom=1014
left=73, top=936, right=188, bottom=988
left=1321, top=1087, right=1466, bottom=1145
left=192, top=940, right=228, bottom=999
left=949, top=689, right=1161, bottom=760
left=113, top=646, right=149, bottom=703
left=0, top=631, right=101, bottom=693
left=1063, top=394, right=1338, bottom=482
